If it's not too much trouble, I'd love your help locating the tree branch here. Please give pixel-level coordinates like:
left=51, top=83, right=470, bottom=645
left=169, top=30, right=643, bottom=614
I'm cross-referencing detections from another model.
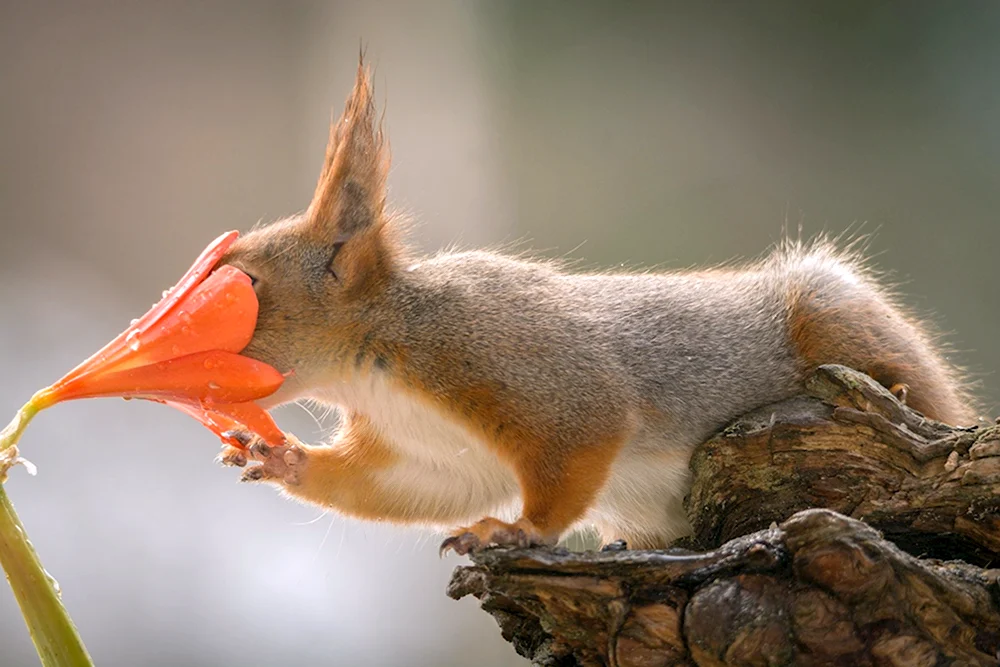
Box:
left=687, top=365, right=1000, bottom=565
left=448, top=366, right=1000, bottom=666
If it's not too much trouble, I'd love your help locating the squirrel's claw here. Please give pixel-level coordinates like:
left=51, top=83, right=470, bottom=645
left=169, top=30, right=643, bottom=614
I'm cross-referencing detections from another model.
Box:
left=240, top=465, right=268, bottom=482
left=216, top=430, right=260, bottom=467
left=216, top=446, right=248, bottom=468
left=439, top=517, right=547, bottom=557
left=600, top=539, right=629, bottom=552
left=439, top=532, right=481, bottom=557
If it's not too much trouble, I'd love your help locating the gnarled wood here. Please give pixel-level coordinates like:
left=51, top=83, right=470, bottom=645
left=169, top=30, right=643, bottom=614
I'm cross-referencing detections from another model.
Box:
left=449, top=509, right=1000, bottom=666
left=687, top=365, right=1000, bottom=566
left=449, top=366, right=1000, bottom=666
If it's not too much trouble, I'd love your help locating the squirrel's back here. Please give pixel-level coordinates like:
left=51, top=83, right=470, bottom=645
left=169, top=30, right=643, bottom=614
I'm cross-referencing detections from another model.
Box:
left=394, top=238, right=974, bottom=446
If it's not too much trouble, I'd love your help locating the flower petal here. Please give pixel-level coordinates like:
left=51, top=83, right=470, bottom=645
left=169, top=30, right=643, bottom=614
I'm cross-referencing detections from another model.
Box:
left=49, top=231, right=241, bottom=385
left=32, top=229, right=289, bottom=449
left=46, top=350, right=284, bottom=404
left=111, top=266, right=257, bottom=371
left=164, top=401, right=244, bottom=447
left=167, top=400, right=285, bottom=448
left=130, top=231, right=242, bottom=335
left=207, top=402, right=286, bottom=446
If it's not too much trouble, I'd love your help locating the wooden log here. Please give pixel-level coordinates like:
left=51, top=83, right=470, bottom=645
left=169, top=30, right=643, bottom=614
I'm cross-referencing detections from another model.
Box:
left=687, top=365, right=1000, bottom=566
left=448, top=366, right=1000, bottom=666
left=449, top=510, right=1000, bottom=666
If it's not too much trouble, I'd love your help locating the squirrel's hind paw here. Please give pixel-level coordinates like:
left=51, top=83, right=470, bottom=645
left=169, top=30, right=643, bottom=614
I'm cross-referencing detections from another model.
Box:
left=440, top=517, right=550, bottom=557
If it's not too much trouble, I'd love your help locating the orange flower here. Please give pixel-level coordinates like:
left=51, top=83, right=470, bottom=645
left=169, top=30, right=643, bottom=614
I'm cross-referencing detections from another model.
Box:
left=30, top=231, right=285, bottom=448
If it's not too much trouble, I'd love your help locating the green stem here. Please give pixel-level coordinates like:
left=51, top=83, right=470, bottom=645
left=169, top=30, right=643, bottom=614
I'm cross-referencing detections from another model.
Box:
left=0, top=402, right=94, bottom=667
left=0, top=400, right=40, bottom=455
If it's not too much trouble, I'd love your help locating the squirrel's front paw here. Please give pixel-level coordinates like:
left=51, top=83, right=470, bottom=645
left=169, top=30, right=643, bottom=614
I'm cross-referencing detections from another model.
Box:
left=216, top=445, right=248, bottom=468
left=215, top=431, right=307, bottom=486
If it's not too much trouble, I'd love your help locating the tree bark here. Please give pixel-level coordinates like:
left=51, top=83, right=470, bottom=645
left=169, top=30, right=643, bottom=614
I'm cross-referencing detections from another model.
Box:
left=687, top=365, right=1000, bottom=566
left=448, top=366, right=1000, bottom=666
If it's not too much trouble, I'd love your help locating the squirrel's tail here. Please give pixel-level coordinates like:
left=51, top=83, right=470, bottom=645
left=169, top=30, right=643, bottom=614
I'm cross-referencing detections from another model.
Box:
left=772, top=236, right=978, bottom=425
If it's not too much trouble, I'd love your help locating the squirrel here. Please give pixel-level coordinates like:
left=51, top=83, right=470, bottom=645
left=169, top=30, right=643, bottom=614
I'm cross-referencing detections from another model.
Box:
left=216, top=60, right=977, bottom=554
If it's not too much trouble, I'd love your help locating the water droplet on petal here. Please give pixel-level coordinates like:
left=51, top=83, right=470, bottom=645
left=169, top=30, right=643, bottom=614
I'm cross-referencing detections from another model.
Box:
left=162, top=289, right=170, bottom=298
left=171, top=345, right=182, bottom=356
left=126, top=330, right=141, bottom=351
left=180, top=326, right=191, bottom=336
left=129, top=318, right=139, bottom=326
left=179, top=311, right=192, bottom=324
left=207, top=382, right=221, bottom=390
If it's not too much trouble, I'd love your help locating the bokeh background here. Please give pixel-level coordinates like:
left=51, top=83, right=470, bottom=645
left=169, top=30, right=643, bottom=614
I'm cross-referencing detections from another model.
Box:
left=2, top=1, right=998, bottom=665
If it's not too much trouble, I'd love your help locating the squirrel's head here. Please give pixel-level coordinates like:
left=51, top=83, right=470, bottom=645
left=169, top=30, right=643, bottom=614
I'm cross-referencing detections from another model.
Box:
left=220, top=59, right=404, bottom=406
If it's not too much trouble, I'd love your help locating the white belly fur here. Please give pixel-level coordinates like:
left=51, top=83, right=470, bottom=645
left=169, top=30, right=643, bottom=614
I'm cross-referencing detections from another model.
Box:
left=585, top=438, right=694, bottom=546
left=314, top=371, right=692, bottom=542
left=314, top=371, right=519, bottom=525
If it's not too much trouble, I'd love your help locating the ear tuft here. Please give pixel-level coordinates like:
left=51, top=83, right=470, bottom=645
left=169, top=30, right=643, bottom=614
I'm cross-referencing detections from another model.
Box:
left=306, top=54, right=390, bottom=240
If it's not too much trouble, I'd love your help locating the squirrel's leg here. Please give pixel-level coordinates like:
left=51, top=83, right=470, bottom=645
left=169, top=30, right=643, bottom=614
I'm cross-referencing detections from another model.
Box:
left=222, top=417, right=429, bottom=523
left=220, top=423, right=402, bottom=521
left=222, top=415, right=516, bottom=524
left=440, top=436, right=624, bottom=556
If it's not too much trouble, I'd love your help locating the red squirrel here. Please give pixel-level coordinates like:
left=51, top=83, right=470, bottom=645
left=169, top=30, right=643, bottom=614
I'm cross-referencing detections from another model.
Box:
left=216, top=61, right=976, bottom=555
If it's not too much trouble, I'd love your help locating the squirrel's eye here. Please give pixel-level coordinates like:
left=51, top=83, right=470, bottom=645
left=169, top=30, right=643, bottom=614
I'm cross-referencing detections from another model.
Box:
left=246, top=273, right=259, bottom=289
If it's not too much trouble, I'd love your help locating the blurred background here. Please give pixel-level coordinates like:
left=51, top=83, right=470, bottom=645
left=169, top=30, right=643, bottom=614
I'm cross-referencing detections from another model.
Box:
left=2, top=1, right=999, bottom=665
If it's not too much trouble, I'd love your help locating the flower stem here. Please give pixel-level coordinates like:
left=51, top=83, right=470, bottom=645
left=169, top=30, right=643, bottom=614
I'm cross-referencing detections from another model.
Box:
left=0, top=400, right=40, bottom=454
left=0, top=400, right=94, bottom=667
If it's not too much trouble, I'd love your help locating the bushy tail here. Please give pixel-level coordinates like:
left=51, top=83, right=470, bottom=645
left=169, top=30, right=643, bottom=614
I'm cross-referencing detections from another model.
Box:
left=772, top=236, right=977, bottom=425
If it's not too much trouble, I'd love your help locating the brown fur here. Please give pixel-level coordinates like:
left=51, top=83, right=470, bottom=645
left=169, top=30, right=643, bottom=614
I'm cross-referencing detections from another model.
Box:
left=395, top=347, right=634, bottom=542
left=779, top=241, right=976, bottom=424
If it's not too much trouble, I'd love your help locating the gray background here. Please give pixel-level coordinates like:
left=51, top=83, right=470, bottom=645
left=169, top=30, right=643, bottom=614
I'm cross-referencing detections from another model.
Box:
left=1, top=2, right=997, bottom=665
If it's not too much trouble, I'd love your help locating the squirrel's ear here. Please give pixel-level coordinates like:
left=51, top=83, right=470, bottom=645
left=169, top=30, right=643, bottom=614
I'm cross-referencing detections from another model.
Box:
left=305, top=58, right=390, bottom=243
